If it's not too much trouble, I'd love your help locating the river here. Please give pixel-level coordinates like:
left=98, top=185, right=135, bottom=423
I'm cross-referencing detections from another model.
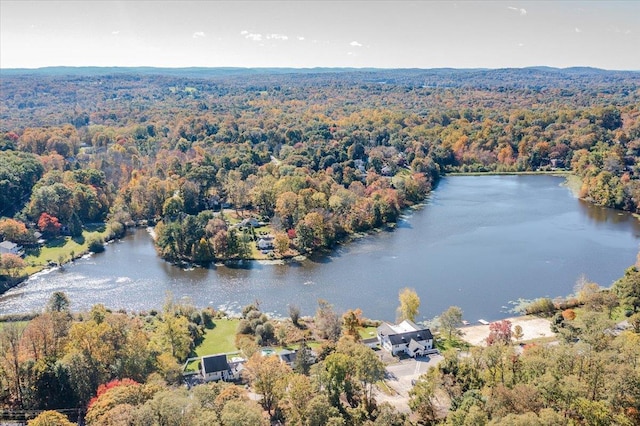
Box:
left=1, top=175, right=638, bottom=323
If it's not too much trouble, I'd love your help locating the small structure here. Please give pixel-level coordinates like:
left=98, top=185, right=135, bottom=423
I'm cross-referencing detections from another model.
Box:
left=257, top=235, right=274, bottom=250
left=0, top=241, right=24, bottom=257
left=201, top=354, right=233, bottom=382
left=377, top=320, right=434, bottom=357
left=279, top=349, right=297, bottom=367
left=239, top=218, right=260, bottom=228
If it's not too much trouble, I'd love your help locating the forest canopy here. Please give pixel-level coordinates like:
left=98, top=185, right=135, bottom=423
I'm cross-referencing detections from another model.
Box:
left=1, top=67, right=639, bottom=264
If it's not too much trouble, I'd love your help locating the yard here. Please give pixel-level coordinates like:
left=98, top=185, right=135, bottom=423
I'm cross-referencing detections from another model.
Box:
left=194, top=318, right=241, bottom=357
left=22, top=225, right=111, bottom=275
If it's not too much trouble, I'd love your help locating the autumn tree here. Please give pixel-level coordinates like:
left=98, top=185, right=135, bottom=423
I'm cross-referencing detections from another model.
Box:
left=440, top=305, right=464, bottom=340
left=27, top=411, right=75, bottom=426
left=486, top=320, right=513, bottom=346
left=315, top=299, right=342, bottom=342
left=397, top=287, right=420, bottom=322
left=37, top=212, right=61, bottom=237
left=242, top=353, right=292, bottom=415
left=342, top=308, right=363, bottom=341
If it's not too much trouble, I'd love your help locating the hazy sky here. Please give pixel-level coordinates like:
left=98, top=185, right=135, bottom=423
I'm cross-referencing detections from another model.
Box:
left=1, top=1, right=639, bottom=70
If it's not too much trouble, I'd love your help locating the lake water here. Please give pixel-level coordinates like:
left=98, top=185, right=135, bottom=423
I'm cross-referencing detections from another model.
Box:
left=1, top=175, right=638, bottom=323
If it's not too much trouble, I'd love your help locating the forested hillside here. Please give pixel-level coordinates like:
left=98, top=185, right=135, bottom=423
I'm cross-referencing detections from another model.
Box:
left=1, top=68, right=639, bottom=269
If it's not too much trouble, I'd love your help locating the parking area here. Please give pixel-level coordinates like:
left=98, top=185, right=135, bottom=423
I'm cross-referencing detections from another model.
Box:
left=375, top=353, right=443, bottom=412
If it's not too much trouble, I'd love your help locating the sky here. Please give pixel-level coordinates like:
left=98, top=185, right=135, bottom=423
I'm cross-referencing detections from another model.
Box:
left=1, top=1, right=639, bottom=70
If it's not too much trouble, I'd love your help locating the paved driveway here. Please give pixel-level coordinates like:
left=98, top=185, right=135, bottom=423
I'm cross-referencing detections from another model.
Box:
left=376, top=354, right=443, bottom=412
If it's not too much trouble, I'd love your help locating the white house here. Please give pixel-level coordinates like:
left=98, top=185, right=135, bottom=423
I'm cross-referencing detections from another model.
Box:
left=377, top=320, right=434, bottom=357
left=257, top=236, right=274, bottom=250
left=201, top=354, right=233, bottom=382
left=0, top=241, right=24, bottom=257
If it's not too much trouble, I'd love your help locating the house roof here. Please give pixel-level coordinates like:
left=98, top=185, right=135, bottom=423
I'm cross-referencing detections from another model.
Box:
left=279, top=350, right=297, bottom=364
left=0, top=241, right=18, bottom=250
left=387, top=329, right=433, bottom=346
left=408, top=339, right=426, bottom=352
left=377, top=323, right=396, bottom=337
left=202, top=354, right=230, bottom=374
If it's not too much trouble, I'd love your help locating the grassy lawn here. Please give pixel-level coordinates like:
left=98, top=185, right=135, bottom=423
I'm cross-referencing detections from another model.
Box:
left=435, top=336, right=470, bottom=352
left=358, top=326, right=378, bottom=340
left=22, top=226, right=111, bottom=275
left=194, top=318, right=240, bottom=356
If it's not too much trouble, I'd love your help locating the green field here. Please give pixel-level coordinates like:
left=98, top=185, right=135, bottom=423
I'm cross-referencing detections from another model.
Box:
left=358, top=326, right=379, bottom=340
left=194, top=318, right=240, bottom=357
left=23, top=226, right=111, bottom=275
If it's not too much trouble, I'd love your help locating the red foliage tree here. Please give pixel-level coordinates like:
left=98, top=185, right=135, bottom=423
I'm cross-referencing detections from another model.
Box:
left=37, top=213, right=61, bottom=237
left=486, top=319, right=512, bottom=346
left=87, top=378, right=139, bottom=409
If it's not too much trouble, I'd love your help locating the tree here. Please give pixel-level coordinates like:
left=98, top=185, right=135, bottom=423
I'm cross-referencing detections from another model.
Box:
left=316, top=299, right=342, bottom=342
left=440, top=306, right=464, bottom=340
left=486, top=320, right=512, bottom=346
left=27, top=410, right=75, bottom=426
left=1, top=253, right=26, bottom=278
left=274, top=232, right=290, bottom=256
left=47, top=291, right=70, bottom=313
left=512, top=324, right=524, bottom=342
left=397, top=288, right=420, bottom=322
left=409, top=368, right=439, bottom=424
left=242, top=353, right=291, bottom=415
left=220, top=400, right=269, bottom=426
left=288, top=304, right=301, bottom=327
left=0, top=322, right=25, bottom=406
left=0, top=218, right=31, bottom=243
left=614, top=266, right=640, bottom=313
left=342, top=308, right=363, bottom=341
left=37, top=212, right=61, bottom=237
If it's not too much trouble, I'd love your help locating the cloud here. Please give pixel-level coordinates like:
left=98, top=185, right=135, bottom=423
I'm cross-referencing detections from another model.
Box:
left=518, top=43, right=524, bottom=47
left=266, top=33, right=288, bottom=41
left=507, top=6, right=527, bottom=15
left=241, top=30, right=263, bottom=41
left=575, top=27, right=582, bottom=33
left=111, top=30, right=120, bottom=35
left=192, top=31, right=206, bottom=39
left=297, top=36, right=305, bottom=41
left=350, top=41, right=363, bottom=47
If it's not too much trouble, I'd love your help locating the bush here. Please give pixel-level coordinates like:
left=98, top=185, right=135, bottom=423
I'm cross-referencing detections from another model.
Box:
left=88, top=238, right=105, bottom=253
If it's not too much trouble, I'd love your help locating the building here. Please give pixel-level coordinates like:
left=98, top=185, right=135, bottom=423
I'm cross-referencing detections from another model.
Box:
left=0, top=241, right=24, bottom=257
left=278, top=349, right=297, bottom=367
left=377, top=319, right=434, bottom=357
left=201, top=354, right=234, bottom=382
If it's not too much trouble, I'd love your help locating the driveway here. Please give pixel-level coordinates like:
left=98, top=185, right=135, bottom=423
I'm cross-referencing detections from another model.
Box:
left=375, top=354, right=443, bottom=412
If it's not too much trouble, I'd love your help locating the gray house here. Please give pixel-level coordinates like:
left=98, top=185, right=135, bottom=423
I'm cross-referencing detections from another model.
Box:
left=0, top=241, right=24, bottom=257
left=201, top=354, right=233, bottom=382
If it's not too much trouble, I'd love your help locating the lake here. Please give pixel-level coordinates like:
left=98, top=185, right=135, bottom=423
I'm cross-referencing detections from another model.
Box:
left=1, top=175, right=638, bottom=323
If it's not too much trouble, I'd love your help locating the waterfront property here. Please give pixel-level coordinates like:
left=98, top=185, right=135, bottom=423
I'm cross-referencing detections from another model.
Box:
left=377, top=320, right=434, bottom=357
left=201, top=354, right=241, bottom=382
left=0, top=241, right=24, bottom=257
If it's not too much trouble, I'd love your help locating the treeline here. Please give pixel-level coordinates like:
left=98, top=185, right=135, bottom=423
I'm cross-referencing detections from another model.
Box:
left=0, top=68, right=639, bottom=266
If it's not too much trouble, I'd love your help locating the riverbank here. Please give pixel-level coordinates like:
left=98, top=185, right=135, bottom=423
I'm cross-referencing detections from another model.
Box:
left=445, top=170, right=572, bottom=177
left=0, top=225, right=113, bottom=296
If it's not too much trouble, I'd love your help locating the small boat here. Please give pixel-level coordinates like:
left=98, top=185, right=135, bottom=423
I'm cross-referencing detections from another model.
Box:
left=478, top=319, right=490, bottom=325
left=462, top=320, right=470, bottom=326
